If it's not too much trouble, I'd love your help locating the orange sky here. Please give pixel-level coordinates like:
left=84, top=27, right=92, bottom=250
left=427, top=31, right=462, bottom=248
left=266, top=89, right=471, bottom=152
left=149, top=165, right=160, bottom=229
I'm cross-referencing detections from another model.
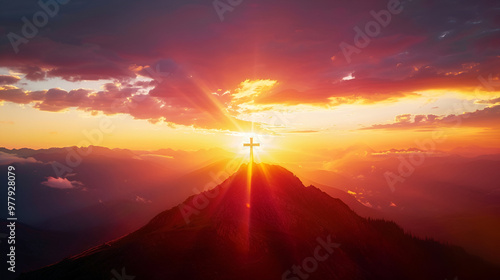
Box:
left=1, top=0, right=500, bottom=157
left=1, top=76, right=499, bottom=159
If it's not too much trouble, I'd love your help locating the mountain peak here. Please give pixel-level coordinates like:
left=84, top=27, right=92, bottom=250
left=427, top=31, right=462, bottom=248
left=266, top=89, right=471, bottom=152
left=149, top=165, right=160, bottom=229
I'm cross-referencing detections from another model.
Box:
left=138, top=162, right=357, bottom=244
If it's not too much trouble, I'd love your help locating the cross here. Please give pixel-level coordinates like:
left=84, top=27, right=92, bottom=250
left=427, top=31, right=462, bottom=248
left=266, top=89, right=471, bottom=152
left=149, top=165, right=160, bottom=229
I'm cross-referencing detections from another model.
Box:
left=243, top=137, right=260, bottom=163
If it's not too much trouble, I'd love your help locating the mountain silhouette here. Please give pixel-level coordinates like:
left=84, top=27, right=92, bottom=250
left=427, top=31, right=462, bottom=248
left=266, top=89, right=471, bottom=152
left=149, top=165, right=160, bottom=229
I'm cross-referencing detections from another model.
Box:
left=17, top=163, right=500, bottom=280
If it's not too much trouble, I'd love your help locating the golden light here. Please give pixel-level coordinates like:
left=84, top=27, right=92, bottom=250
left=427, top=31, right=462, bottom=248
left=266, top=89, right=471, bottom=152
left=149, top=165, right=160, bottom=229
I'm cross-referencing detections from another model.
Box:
left=227, top=131, right=287, bottom=165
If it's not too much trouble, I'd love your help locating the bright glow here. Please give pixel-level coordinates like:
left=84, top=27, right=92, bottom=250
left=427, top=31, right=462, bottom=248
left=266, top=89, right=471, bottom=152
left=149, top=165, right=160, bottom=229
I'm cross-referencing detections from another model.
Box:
left=342, top=73, right=355, bottom=81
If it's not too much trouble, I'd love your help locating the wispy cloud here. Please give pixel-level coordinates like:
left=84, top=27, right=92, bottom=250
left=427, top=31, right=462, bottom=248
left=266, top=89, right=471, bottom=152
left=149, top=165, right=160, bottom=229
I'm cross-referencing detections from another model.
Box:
left=360, top=105, right=500, bottom=130
left=41, top=176, right=83, bottom=189
left=0, top=151, right=39, bottom=165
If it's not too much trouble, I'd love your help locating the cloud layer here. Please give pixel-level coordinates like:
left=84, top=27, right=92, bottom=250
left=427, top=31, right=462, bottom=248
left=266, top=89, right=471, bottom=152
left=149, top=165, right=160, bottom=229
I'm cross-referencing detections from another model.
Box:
left=361, top=104, right=500, bottom=130
left=0, top=0, right=499, bottom=130
left=0, top=151, right=39, bottom=165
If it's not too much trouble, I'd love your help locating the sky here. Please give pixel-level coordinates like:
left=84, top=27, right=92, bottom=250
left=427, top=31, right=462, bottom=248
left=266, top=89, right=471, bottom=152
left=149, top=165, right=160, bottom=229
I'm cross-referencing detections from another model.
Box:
left=0, top=0, right=499, bottom=157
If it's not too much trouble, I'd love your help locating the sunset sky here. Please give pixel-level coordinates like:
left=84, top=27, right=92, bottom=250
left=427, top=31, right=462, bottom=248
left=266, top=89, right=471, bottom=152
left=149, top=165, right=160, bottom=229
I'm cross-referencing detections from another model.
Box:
left=1, top=0, right=499, bottom=158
